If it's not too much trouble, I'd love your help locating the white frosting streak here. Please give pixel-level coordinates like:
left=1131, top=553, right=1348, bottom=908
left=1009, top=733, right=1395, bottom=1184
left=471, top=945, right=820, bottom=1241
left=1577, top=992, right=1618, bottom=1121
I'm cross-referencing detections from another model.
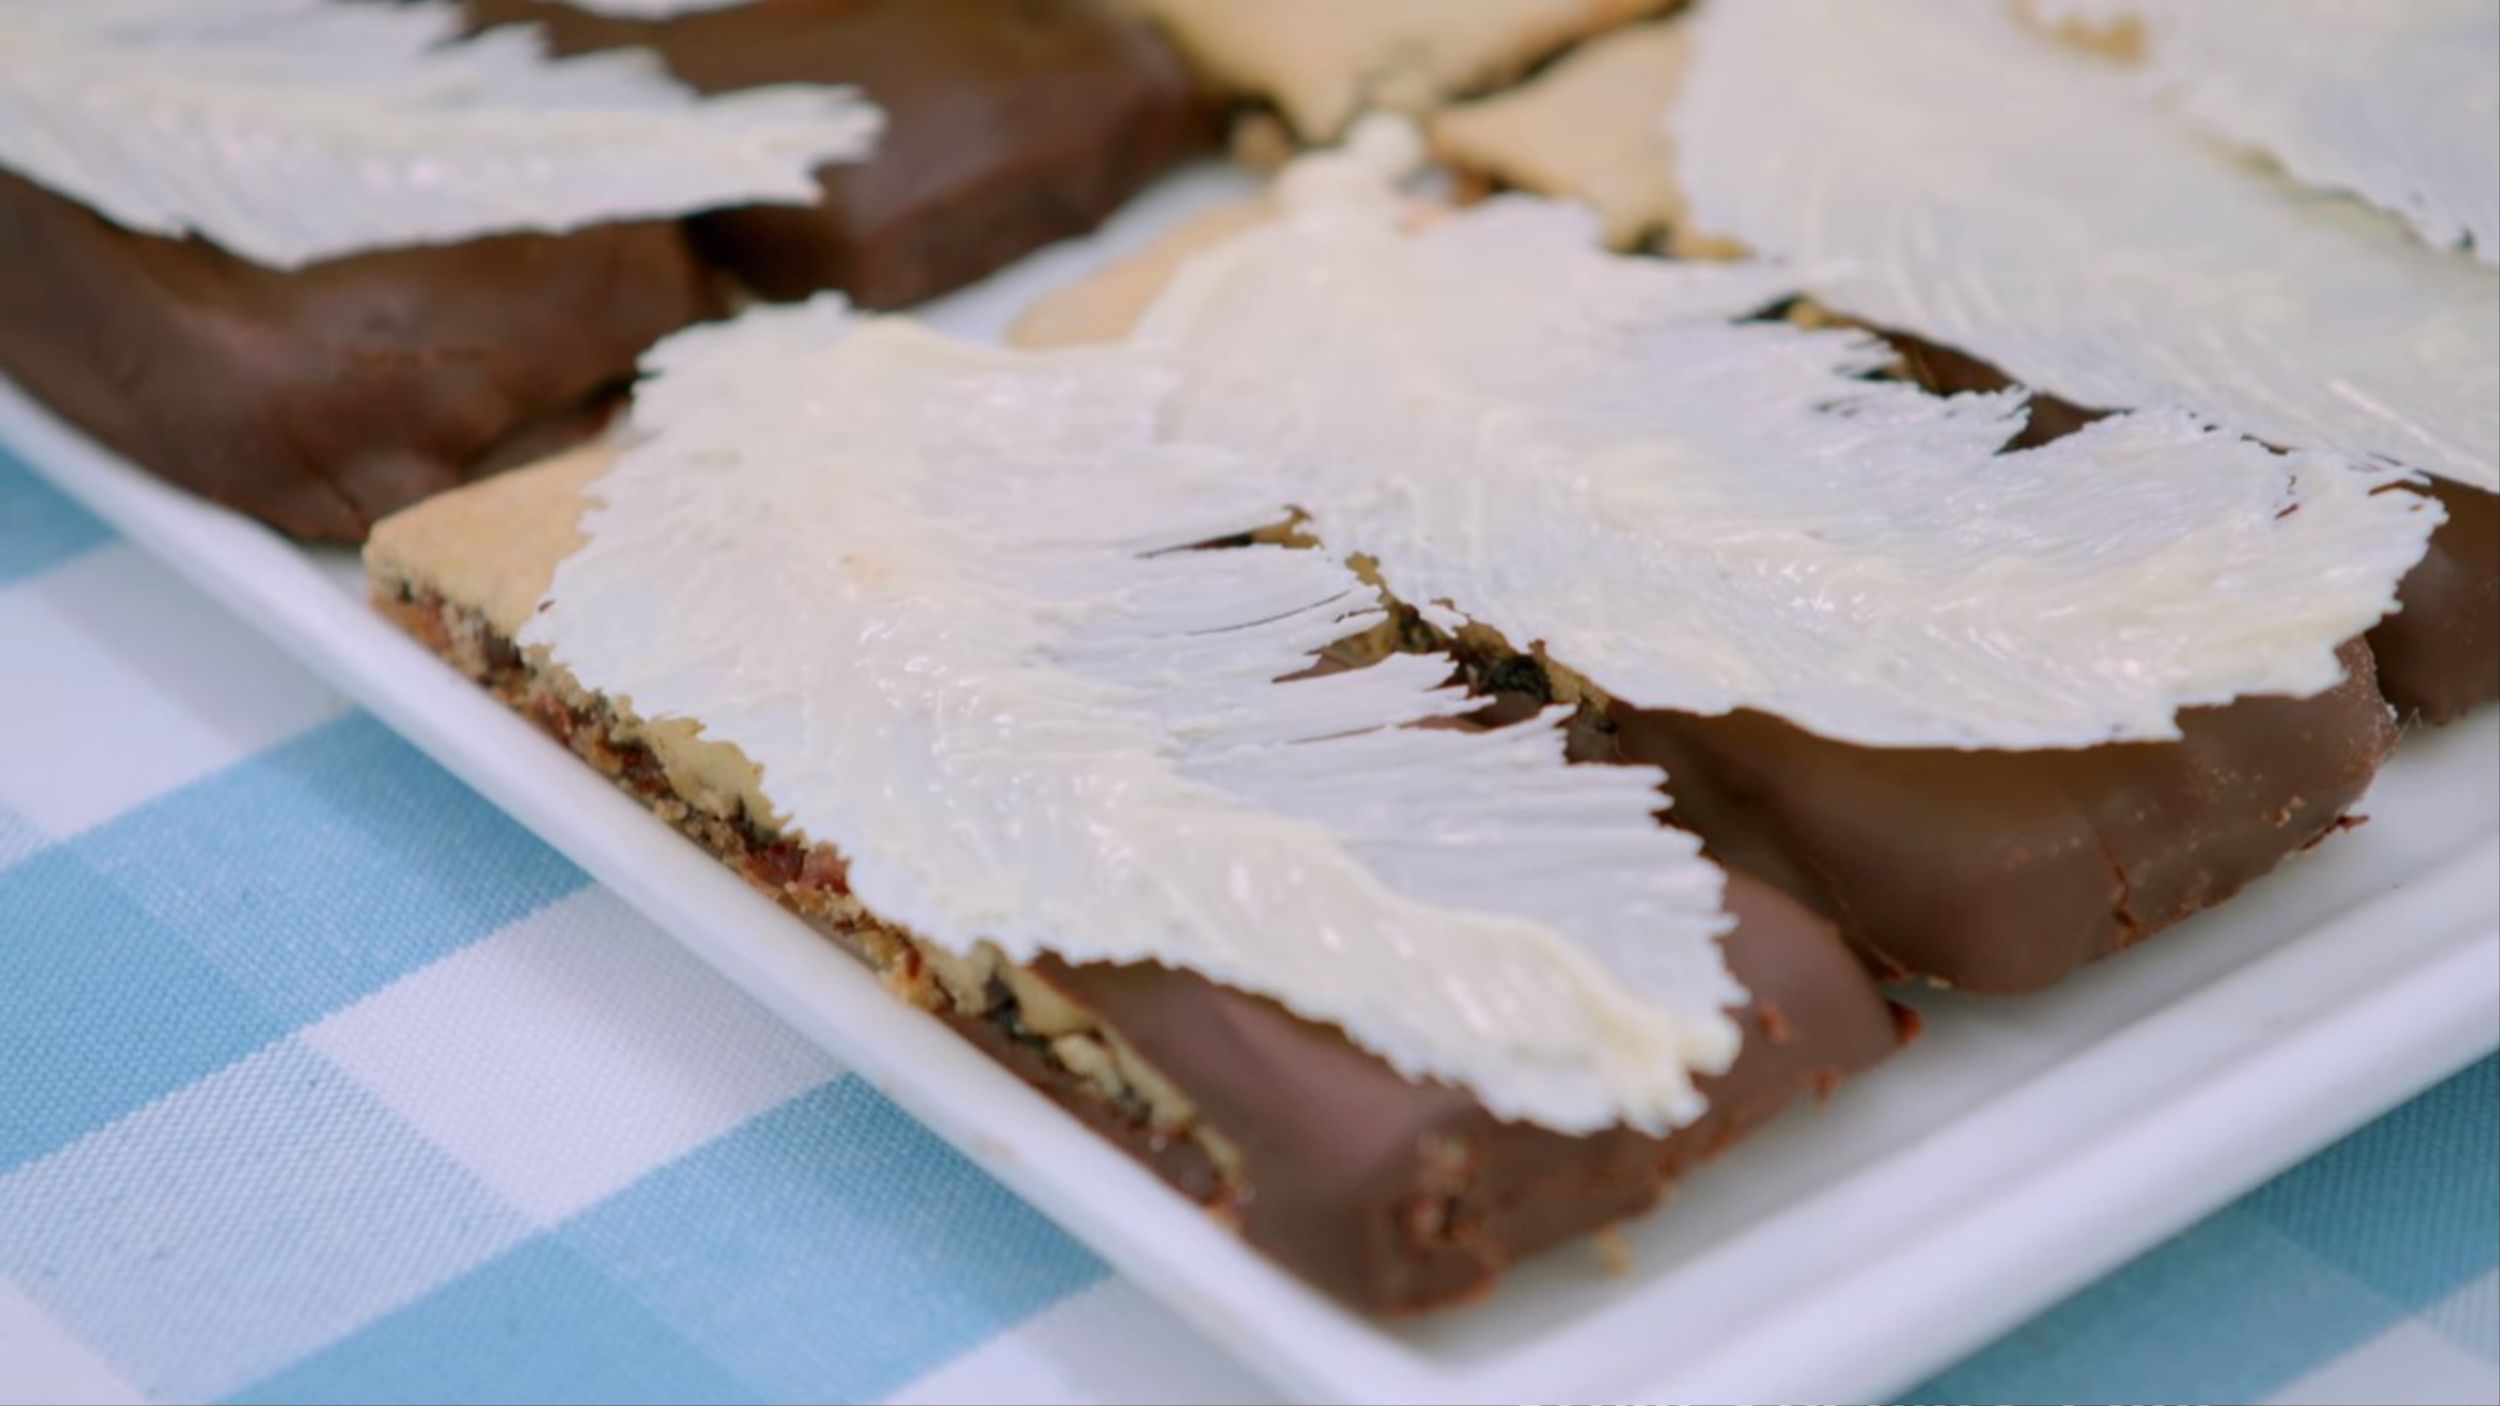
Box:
left=0, top=0, right=879, bottom=269
left=1135, top=190, right=2435, bottom=748
left=2039, top=0, right=2500, bottom=263
left=1669, top=0, right=2500, bottom=493
left=528, top=301, right=1742, bottom=1136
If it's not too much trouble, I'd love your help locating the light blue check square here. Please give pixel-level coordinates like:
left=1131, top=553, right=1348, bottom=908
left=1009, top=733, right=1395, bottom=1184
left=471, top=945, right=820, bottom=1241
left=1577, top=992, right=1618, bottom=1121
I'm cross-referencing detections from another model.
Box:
left=2241, top=1056, right=2500, bottom=1312
left=228, top=1239, right=765, bottom=1406
left=1912, top=1057, right=2500, bottom=1406
left=69, top=712, right=589, bottom=1023
left=2425, top=1271, right=2500, bottom=1364
left=0, top=847, right=285, bottom=1171
left=562, top=1078, right=1106, bottom=1404
left=0, top=445, right=113, bottom=587
left=0, top=1039, right=534, bottom=1402
left=1909, top=1204, right=2407, bottom=1406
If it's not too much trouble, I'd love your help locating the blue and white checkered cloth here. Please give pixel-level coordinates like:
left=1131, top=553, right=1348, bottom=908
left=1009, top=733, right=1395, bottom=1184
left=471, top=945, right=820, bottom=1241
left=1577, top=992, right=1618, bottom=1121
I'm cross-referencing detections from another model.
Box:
left=3, top=445, right=2494, bottom=1406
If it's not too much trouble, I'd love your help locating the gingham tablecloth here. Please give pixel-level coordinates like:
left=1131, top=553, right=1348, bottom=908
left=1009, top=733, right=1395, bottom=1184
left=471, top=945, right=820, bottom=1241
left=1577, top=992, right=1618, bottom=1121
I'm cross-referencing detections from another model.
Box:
left=3, top=446, right=2495, bottom=1406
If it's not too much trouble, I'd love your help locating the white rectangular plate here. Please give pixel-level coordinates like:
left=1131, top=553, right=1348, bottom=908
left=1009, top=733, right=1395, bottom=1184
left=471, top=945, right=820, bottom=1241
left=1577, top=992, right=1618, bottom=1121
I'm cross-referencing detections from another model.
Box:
left=7, top=166, right=2496, bottom=1405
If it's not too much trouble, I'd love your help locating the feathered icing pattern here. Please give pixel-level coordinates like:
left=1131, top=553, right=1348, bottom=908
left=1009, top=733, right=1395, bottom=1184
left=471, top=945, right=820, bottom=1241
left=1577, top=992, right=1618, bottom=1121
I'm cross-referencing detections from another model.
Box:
left=1669, top=0, right=2500, bottom=493
left=2039, top=0, right=2499, bottom=264
left=1133, top=189, right=2436, bottom=747
left=0, top=0, right=879, bottom=269
left=526, top=128, right=2435, bottom=1129
left=529, top=300, right=1743, bottom=1137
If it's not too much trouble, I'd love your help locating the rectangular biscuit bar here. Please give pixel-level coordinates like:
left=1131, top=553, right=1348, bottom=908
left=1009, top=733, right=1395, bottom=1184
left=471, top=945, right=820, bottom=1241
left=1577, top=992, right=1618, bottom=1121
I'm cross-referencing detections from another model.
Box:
left=365, top=446, right=1902, bottom=1312
left=0, top=169, right=718, bottom=541
left=0, top=0, right=1197, bottom=540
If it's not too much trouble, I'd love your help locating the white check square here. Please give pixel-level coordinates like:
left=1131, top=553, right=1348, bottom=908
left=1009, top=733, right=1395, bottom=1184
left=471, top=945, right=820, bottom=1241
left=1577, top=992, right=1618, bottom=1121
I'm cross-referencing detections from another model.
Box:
left=306, top=886, right=840, bottom=1224
left=0, top=546, right=347, bottom=838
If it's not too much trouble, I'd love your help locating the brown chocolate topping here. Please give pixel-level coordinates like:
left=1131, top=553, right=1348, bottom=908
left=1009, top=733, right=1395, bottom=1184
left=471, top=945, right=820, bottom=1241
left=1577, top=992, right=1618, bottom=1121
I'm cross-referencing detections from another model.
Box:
left=1584, top=639, right=2397, bottom=992
left=467, top=0, right=1212, bottom=308
left=1031, top=874, right=1903, bottom=1313
left=2371, top=476, right=2500, bottom=725
left=1883, top=329, right=2108, bottom=449
left=0, top=169, right=718, bottom=541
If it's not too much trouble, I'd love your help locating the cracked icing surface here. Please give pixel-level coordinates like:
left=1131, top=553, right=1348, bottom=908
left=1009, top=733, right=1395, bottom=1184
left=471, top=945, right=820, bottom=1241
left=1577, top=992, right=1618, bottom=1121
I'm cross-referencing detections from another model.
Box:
left=1670, top=0, right=2500, bottom=493
left=0, top=0, right=879, bottom=268
left=528, top=300, right=1742, bottom=1136
left=2037, top=0, right=2499, bottom=263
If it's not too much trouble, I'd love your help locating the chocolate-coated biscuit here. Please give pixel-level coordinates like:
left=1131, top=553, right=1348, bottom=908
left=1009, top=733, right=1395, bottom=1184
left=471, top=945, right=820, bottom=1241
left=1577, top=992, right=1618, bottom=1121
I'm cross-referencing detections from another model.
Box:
left=1030, top=871, right=1902, bottom=1311
left=0, top=169, right=719, bottom=541
left=366, top=450, right=1904, bottom=1313
left=1579, top=641, right=2396, bottom=992
left=467, top=0, right=1212, bottom=308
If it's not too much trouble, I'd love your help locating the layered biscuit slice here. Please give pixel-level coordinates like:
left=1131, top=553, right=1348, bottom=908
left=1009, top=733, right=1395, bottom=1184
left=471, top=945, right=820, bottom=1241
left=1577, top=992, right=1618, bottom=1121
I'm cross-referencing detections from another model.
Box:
left=367, top=341, right=1902, bottom=1314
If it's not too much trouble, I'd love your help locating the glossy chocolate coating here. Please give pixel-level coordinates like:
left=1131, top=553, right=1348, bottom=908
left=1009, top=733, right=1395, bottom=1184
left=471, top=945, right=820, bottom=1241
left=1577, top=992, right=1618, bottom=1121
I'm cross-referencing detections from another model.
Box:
left=2372, top=476, right=2499, bottom=724
left=1033, top=873, right=1904, bottom=1313
left=1585, top=640, right=2397, bottom=992
left=0, top=170, right=718, bottom=541
left=467, top=0, right=1210, bottom=308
